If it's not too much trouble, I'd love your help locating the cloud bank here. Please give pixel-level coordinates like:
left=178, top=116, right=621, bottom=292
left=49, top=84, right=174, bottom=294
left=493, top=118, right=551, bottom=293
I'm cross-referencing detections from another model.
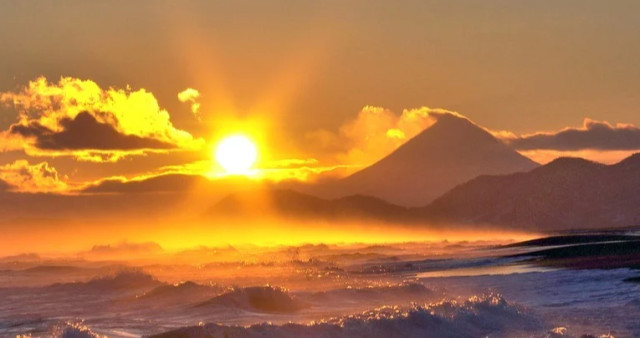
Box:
left=0, top=77, right=204, bottom=162
left=503, top=118, right=640, bottom=151
left=2, top=76, right=638, bottom=192
left=10, top=112, right=174, bottom=151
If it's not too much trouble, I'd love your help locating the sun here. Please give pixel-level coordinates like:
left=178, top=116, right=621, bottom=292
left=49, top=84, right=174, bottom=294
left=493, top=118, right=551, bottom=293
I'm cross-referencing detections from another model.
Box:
left=214, top=135, right=258, bottom=174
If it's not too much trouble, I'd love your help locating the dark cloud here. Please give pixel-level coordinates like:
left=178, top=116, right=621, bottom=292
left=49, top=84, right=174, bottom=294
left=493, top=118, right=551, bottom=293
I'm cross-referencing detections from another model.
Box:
left=81, top=173, right=261, bottom=203
left=9, top=112, right=173, bottom=151
left=0, top=179, right=12, bottom=192
left=81, top=174, right=208, bottom=194
left=507, top=119, right=640, bottom=151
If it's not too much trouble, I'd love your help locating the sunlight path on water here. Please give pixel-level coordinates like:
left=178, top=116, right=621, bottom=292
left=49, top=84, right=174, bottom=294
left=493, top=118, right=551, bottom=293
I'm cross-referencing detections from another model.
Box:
left=417, top=263, right=557, bottom=278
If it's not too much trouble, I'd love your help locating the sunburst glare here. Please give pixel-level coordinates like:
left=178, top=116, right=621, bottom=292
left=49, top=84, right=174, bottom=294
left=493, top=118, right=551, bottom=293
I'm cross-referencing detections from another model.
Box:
left=214, top=135, right=258, bottom=175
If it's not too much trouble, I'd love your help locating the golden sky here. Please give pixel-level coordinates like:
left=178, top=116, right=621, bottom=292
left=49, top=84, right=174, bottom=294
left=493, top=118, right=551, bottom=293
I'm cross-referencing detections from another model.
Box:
left=0, top=0, right=640, bottom=192
left=1, top=1, right=640, bottom=255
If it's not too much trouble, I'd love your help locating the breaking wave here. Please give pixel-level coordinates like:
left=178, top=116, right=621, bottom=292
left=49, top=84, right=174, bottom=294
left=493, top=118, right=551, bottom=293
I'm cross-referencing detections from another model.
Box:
left=196, top=285, right=308, bottom=313
left=153, top=294, right=541, bottom=337
left=306, top=281, right=435, bottom=304
left=47, top=269, right=161, bottom=293
left=136, top=281, right=223, bottom=302
left=52, top=321, right=105, bottom=338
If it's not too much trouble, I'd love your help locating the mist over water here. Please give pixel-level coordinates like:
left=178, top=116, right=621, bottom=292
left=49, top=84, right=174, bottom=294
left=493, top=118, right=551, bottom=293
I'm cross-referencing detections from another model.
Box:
left=1, top=238, right=637, bottom=338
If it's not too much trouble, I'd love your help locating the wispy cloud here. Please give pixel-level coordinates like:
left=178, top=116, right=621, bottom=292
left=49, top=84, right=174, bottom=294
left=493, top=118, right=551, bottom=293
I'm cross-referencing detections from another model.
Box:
left=177, top=88, right=201, bottom=119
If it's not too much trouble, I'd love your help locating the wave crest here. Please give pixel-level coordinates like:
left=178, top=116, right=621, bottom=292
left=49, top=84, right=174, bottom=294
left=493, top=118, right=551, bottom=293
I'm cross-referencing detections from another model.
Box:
left=154, top=294, right=541, bottom=337
left=53, top=321, right=104, bottom=338
left=48, top=269, right=160, bottom=293
left=307, top=281, right=434, bottom=304
left=196, top=285, right=307, bottom=313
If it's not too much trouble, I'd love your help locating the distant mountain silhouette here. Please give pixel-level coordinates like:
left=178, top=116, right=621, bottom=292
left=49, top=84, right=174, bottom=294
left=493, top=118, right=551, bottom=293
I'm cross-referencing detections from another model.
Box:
left=419, top=153, right=640, bottom=230
left=211, top=153, right=640, bottom=231
left=208, top=189, right=409, bottom=222
left=311, top=113, right=538, bottom=206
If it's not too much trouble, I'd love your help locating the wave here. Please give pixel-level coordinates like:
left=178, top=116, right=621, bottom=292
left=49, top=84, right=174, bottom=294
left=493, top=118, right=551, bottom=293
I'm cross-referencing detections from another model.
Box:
left=135, top=281, right=223, bottom=303
left=195, top=286, right=307, bottom=313
left=47, top=269, right=161, bottom=294
left=305, top=282, right=436, bottom=304
left=52, top=321, right=105, bottom=338
left=22, top=265, right=87, bottom=274
left=0, top=253, right=41, bottom=263
left=152, top=294, right=541, bottom=338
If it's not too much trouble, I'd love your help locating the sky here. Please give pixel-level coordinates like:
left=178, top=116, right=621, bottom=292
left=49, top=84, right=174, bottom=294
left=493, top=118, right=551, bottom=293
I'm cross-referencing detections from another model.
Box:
left=1, top=0, right=640, bottom=192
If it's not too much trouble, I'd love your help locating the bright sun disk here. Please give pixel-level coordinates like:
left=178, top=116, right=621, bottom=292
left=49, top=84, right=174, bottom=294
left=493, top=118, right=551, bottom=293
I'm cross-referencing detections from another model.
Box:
left=215, top=135, right=258, bottom=174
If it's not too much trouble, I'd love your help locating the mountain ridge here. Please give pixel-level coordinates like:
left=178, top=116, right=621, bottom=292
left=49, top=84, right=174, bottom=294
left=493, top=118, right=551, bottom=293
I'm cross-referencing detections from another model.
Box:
left=211, top=153, right=640, bottom=232
left=419, top=152, right=640, bottom=230
left=208, top=188, right=409, bottom=222
left=308, top=113, right=538, bottom=207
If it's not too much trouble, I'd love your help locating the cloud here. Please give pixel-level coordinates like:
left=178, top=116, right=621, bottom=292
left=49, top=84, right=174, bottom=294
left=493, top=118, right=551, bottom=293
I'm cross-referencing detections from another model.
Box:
left=251, top=158, right=362, bottom=182
left=10, top=111, right=174, bottom=150
left=177, top=88, right=201, bottom=118
left=0, top=160, right=67, bottom=193
left=503, top=118, right=640, bottom=151
left=154, top=155, right=342, bottom=184
left=308, top=107, right=640, bottom=168
left=0, top=179, right=12, bottom=192
left=306, top=106, right=464, bottom=166
left=0, top=77, right=204, bottom=161
left=516, top=149, right=640, bottom=165
left=263, top=158, right=319, bottom=168
left=82, top=174, right=209, bottom=194
left=81, top=159, right=352, bottom=194
left=256, top=164, right=358, bottom=182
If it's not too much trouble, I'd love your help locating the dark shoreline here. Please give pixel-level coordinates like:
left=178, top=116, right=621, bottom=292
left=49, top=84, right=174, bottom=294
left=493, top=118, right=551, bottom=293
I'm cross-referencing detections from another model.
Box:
left=504, top=233, right=640, bottom=279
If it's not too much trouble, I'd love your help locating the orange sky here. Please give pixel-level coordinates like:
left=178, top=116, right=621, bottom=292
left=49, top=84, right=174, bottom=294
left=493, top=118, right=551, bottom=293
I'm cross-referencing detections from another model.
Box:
left=1, top=1, right=639, bottom=191
left=0, top=74, right=638, bottom=192
left=1, top=1, right=640, bottom=254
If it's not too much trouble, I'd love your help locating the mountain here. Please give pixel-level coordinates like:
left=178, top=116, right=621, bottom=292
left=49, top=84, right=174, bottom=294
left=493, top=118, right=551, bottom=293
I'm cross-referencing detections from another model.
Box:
left=419, top=153, right=640, bottom=230
left=313, top=113, right=538, bottom=207
left=208, top=189, right=410, bottom=222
